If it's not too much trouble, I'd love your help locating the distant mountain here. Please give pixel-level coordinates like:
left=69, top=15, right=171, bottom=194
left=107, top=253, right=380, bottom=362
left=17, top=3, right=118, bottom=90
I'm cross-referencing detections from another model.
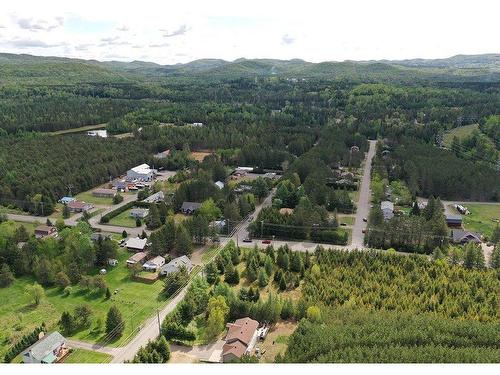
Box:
left=1, top=52, right=500, bottom=84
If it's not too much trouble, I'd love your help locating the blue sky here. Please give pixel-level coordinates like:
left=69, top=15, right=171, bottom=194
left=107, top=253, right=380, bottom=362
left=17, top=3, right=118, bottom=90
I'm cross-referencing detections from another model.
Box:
left=0, top=0, right=498, bottom=64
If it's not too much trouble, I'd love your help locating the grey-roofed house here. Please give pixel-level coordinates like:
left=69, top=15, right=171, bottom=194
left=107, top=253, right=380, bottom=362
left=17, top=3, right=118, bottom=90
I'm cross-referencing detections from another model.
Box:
left=142, top=191, right=165, bottom=203
left=130, top=208, right=150, bottom=219
left=160, top=255, right=193, bottom=276
left=127, top=251, right=148, bottom=266
left=380, top=201, right=394, bottom=221
left=181, top=201, right=202, bottom=215
left=22, top=331, right=68, bottom=364
left=451, top=229, right=482, bottom=244
left=446, top=214, right=463, bottom=227
left=125, top=237, right=148, bottom=252
left=92, top=188, right=116, bottom=198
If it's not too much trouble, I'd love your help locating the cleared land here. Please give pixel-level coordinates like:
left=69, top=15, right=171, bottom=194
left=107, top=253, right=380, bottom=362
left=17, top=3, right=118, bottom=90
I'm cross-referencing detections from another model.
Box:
left=75, top=190, right=114, bottom=206
left=443, top=124, right=479, bottom=147
left=190, top=151, right=212, bottom=162
left=0, top=248, right=166, bottom=358
left=48, top=123, right=107, bottom=136
left=259, top=321, right=297, bottom=363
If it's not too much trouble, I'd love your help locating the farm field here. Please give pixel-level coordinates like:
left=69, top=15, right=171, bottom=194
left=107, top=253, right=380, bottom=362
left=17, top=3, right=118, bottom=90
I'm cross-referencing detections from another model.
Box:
left=108, top=209, right=140, bottom=228
left=443, top=124, right=479, bottom=147
left=0, top=249, right=166, bottom=359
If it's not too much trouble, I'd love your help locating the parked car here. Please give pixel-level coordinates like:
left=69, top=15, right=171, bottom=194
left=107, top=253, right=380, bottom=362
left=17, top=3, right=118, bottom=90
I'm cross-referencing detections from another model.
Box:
left=363, top=217, right=367, bottom=222
left=243, top=238, right=252, bottom=243
left=362, top=229, right=366, bottom=233
left=262, top=239, right=271, bottom=244
left=340, top=223, right=347, bottom=226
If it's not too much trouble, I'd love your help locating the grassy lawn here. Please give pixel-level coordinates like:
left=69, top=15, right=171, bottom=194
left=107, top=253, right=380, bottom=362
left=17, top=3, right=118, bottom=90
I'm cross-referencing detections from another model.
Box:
left=443, top=124, right=479, bottom=147
left=349, top=190, right=360, bottom=204
left=75, top=191, right=114, bottom=206
left=451, top=203, right=500, bottom=239
left=258, top=321, right=297, bottom=363
left=0, top=248, right=167, bottom=358
left=338, top=215, right=355, bottom=225
left=173, top=213, right=188, bottom=224
left=0, top=205, right=26, bottom=215
left=62, top=348, right=112, bottom=363
left=108, top=209, right=140, bottom=228
left=49, top=123, right=106, bottom=136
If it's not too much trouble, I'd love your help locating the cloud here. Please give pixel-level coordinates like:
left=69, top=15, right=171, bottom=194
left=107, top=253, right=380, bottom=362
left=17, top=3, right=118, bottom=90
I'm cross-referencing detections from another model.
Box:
left=149, top=42, right=170, bottom=48
left=161, top=24, right=189, bottom=38
left=281, top=34, right=295, bottom=45
left=116, top=25, right=130, bottom=32
left=15, top=16, right=64, bottom=32
left=99, top=36, right=131, bottom=46
left=6, top=38, right=66, bottom=48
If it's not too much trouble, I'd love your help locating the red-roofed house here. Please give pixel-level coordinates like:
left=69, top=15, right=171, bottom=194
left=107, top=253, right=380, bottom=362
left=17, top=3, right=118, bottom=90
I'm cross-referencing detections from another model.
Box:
left=67, top=200, right=94, bottom=213
left=222, top=317, right=259, bottom=363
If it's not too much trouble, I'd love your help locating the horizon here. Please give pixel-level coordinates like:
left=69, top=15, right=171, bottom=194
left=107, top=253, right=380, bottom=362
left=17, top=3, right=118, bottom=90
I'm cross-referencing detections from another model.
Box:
left=1, top=0, right=500, bottom=65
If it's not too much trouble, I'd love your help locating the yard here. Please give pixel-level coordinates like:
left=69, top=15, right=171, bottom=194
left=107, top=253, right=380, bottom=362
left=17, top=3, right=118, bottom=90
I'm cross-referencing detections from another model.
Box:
left=450, top=203, right=500, bottom=239
left=0, top=220, right=38, bottom=237
left=337, top=215, right=355, bottom=226
left=75, top=190, right=114, bottom=206
left=108, top=209, right=141, bottom=228
left=257, top=321, right=297, bottom=363
left=443, top=123, right=479, bottom=147
left=62, top=348, right=112, bottom=363
left=0, top=248, right=167, bottom=359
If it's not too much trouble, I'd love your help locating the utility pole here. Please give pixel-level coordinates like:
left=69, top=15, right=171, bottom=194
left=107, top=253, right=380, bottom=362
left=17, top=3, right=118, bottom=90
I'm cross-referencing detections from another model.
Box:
left=156, top=308, right=161, bottom=336
left=261, top=220, right=264, bottom=238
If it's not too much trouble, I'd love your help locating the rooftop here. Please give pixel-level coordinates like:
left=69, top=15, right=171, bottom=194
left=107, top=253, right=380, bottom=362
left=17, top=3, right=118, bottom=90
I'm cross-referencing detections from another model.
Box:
left=22, top=331, right=65, bottom=361
left=125, top=237, right=147, bottom=250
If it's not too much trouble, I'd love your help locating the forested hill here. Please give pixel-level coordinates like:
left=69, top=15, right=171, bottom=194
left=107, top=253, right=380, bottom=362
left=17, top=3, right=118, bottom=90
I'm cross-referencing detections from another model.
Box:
left=2, top=52, right=500, bottom=83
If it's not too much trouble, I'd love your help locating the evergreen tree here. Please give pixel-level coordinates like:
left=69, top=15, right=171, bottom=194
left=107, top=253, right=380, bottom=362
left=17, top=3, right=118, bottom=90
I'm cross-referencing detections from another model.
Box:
left=175, top=224, right=192, bottom=256
left=62, top=204, right=70, bottom=219
left=106, top=305, right=124, bottom=338
left=258, top=268, right=269, bottom=288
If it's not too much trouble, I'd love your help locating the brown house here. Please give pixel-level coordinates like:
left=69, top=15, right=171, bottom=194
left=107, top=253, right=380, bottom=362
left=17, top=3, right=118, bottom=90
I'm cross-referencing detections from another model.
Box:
left=34, top=225, right=58, bottom=239
left=67, top=200, right=94, bottom=213
left=222, top=317, right=259, bottom=363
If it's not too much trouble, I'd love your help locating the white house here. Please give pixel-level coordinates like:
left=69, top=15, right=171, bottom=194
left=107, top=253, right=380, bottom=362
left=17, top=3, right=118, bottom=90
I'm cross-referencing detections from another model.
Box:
left=130, top=208, right=150, bottom=219
left=381, top=201, right=394, bottom=221
left=87, top=130, right=108, bottom=138
left=127, top=163, right=154, bottom=182
left=142, top=191, right=165, bottom=203
left=143, top=256, right=166, bottom=272
left=215, top=181, right=225, bottom=190
left=160, top=255, right=193, bottom=276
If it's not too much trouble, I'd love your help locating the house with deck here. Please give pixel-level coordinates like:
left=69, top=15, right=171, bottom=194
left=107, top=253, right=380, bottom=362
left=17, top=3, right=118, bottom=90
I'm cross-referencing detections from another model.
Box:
left=143, top=256, right=166, bottom=272
left=222, top=317, right=259, bottom=363
left=35, top=225, right=58, bottom=239
left=160, top=255, right=193, bottom=276
left=22, top=331, right=68, bottom=364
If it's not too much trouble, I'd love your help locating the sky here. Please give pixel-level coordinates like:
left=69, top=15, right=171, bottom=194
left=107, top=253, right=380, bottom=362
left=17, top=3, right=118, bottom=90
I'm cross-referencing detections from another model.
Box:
left=0, top=0, right=498, bottom=65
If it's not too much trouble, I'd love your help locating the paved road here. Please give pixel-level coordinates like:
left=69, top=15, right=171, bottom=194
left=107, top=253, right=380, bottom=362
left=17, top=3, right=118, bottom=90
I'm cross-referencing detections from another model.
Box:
left=351, top=140, right=377, bottom=248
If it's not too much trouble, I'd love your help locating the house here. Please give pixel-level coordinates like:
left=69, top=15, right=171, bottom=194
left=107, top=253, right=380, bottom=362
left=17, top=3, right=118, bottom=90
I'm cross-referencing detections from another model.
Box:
left=67, top=200, right=94, bottom=213
left=126, top=251, right=148, bottom=266
left=142, top=191, right=165, bottom=203
left=234, top=184, right=253, bottom=194
left=125, top=237, right=148, bottom=252
left=451, top=229, right=482, bottom=244
left=446, top=214, right=463, bottom=227
left=222, top=317, right=259, bottom=363
left=143, top=256, right=166, bottom=272
left=127, top=164, right=154, bottom=182
left=91, top=232, right=112, bottom=242
left=130, top=208, right=150, bottom=219
left=381, top=201, right=394, bottom=221
left=160, top=255, right=193, bottom=276
left=112, top=180, right=129, bottom=192
left=35, top=225, right=58, bottom=239
left=190, top=122, right=204, bottom=127
left=58, top=196, right=76, bottom=205
left=215, top=181, right=225, bottom=190
left=210, top=220, right=227, bottom=232
left=87, top=130, right=107, bottom=138
left=153, top=149, right=171, bottom=159
left=22, top=331, right=68, bottom=364
left=181, top=201, right=201, bottom=215
left=92, top=188, right=116, bottom=198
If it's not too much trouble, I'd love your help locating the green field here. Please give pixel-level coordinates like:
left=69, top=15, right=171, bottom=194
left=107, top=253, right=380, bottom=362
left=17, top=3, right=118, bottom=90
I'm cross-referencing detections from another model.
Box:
left=62, top=348, right=112, bottom=363
left=108, top=209, right=140, bottom=228
left=338, top=215, right=355, bottom=225
left=75, top=190, right=114, bottom=206
left=452, top=203, right=500, bottom=239
left=49, top=123, right=107, bottom=136
left=443, top=124, right=479, bottom=147
left=0, top=249, right=167, bottom=359
left=0, top=220, right=38, bottom=237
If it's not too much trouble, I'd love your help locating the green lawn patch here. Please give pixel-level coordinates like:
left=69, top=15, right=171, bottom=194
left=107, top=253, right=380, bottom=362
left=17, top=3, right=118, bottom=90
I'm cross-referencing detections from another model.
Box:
left=108, top=209, right=140, bottom=228
left=338, top=216, right=355, bottom=225
left=62, top=348, right=112, bottom=363
left=443, top=124, right=479, bottom=147
left=75, top=191, right=113, bottom=206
